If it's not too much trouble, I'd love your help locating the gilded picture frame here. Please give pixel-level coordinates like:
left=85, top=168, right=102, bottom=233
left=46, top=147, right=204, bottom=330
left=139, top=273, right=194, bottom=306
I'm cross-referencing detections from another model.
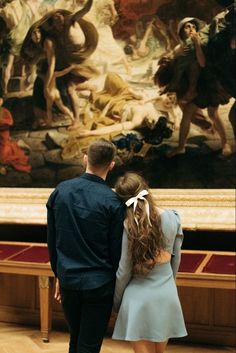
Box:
left=0, top=188, right=235, bottom=231
left=0, top=0, right=235, bottom=230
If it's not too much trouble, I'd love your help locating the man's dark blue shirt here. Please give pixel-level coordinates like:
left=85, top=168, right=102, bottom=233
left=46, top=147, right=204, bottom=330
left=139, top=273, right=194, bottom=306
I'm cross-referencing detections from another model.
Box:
left=47, top=173, right=124, bottom=290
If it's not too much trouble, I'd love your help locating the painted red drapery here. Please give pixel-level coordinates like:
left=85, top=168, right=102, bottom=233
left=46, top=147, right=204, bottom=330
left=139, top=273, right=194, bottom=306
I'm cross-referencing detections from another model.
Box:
left=115, top=0, right=159, bottom=20
left=0, top=107, right=31, bottom=173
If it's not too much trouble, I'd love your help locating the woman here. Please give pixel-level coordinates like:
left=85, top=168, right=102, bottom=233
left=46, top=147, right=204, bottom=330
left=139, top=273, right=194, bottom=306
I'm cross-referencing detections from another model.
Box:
left=76, top=72, right=177, bottom=137
left=21, top=23, right=65, bottom=127
left=112, top=172, right=187, bottom=353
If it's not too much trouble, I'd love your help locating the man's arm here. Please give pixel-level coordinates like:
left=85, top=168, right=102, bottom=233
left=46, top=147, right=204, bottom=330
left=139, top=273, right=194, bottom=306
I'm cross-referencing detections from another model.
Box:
left=109, top=202, right=125, bottom=272
left=53, top=64, right=78, bottom=78
left=46, top=190, right=58, bottom=277
left=72, top=0, right=93, bottom=22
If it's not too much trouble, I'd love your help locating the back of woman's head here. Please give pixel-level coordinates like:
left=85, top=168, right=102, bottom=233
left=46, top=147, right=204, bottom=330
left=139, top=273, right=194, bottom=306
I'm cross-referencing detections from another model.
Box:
left=115, top=172, right=164, bottom=275
left=115, top=172, right=148, bottom=202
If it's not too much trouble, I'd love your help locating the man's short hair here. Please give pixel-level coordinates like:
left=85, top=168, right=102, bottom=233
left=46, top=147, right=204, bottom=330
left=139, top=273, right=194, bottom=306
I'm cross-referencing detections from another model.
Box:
left=87, top=139, right=116, bottom=168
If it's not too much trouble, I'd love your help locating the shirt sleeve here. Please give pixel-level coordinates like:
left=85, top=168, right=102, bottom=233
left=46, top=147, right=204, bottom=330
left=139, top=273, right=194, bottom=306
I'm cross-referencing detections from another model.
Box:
left=109, top=202, right=125, bottom=272
left=46, top=189, right=58, bottom=277
left=113, top=227, right=132, bottom=313
left=171, top=210, right=184, bottom=279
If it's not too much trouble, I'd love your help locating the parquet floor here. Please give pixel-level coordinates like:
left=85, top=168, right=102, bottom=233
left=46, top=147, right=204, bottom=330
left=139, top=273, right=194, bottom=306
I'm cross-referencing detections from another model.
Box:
left=0, top=322, right=235, bottom=353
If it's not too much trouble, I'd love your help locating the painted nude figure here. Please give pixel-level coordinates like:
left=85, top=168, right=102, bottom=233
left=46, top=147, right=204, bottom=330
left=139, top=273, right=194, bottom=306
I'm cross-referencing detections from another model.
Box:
left=77, top=73, right=177, bottom=137
left=21, top=0, right=99, bottom=128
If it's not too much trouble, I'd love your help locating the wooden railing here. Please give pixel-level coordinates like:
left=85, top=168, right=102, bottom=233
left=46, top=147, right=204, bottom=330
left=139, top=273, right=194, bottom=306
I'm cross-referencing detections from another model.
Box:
left=0, top=241, right=235, bottom=342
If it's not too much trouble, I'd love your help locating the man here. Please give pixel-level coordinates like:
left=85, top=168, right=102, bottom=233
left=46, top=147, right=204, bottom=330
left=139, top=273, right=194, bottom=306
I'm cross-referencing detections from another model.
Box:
left=48, top=0, right=98, bottom=67
left=155, top=16, right=231, bottom=157
left=47, top=139, right=124, bottom=353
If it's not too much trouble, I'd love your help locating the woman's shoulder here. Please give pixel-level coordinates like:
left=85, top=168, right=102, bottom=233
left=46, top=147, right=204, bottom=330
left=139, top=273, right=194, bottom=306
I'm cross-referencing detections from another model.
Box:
left=157, top=207, right=180, bottom=217
left=157, top=208, right=182, bottom=227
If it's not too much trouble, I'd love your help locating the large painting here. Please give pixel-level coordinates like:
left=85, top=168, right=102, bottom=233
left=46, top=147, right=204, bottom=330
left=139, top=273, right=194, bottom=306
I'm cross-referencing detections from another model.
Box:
left=0, top=0, right=235, bottom=188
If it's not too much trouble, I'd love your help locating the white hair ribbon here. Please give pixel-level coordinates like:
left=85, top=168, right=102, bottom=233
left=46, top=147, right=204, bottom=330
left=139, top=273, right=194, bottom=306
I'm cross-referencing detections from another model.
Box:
left=125, top=190, right=152, bottom=227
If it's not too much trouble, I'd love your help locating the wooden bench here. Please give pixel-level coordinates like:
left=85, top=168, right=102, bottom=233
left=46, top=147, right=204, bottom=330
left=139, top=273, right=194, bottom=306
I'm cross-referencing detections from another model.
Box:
left=0, top=241, right=54, bottom=342
left=0, top=241, right=235, bottom=343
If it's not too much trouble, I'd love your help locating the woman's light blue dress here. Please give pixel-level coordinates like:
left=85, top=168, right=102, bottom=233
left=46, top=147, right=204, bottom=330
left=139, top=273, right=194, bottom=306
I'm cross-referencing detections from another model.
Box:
left=112, top=209, right=187, bottom=342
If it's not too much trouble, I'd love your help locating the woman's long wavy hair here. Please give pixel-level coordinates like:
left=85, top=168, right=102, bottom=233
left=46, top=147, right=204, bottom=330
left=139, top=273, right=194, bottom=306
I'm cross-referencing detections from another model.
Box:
left=115, top=172, right=165, bottom=275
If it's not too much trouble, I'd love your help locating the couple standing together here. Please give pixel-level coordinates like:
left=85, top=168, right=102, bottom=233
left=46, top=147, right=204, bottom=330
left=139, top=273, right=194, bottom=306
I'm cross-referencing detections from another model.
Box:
left=47, top=139, right=187, bottom=353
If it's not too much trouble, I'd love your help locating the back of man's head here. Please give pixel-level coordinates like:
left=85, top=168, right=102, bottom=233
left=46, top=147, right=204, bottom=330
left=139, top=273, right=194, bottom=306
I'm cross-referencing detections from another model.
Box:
left=87, top=139, right=116, bottom=169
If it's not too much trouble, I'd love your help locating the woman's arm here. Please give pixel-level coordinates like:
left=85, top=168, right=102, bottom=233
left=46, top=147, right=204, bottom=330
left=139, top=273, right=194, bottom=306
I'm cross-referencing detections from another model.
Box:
left=72, top=0, right=93, bottom=22
left=79, top=122, right=126, bottom=136
left=79, top=109, right=144, bottom=137
left=171, top=235, right=183, bottom=278
left=53, top=64, right=77, bottom=78
left=170, top=210, right=184, bottom=278
left=113, top=228, right=132, bottom=313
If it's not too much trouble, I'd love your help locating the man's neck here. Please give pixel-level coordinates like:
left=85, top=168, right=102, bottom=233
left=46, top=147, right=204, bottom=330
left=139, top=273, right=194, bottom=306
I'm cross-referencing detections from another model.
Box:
left=85, top=167, right=107, bottom=181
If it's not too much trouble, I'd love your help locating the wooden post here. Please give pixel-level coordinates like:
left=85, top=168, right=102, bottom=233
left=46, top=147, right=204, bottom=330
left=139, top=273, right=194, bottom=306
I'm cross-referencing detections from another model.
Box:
left=38, top=276, right=54, bottom=342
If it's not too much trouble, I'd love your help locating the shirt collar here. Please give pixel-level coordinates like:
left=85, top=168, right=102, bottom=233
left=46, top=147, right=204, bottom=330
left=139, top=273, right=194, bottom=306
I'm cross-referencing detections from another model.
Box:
left=81, top=172, right=106, bottom=184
